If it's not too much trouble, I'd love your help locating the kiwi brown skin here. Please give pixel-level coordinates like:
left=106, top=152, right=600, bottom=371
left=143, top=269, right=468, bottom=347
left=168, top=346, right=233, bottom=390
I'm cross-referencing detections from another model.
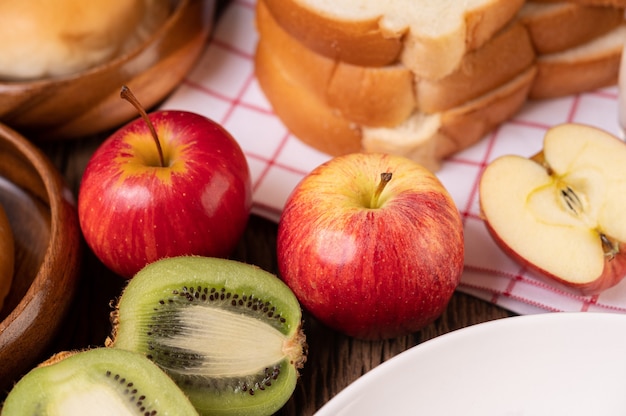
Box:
left=1, top=347, right=199, bottom=415
left=107, top=256, right=307, bottom=416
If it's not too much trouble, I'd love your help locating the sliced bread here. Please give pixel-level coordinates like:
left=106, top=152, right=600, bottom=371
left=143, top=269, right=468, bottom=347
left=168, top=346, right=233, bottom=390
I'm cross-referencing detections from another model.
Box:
left=364, top=68, right=537, bottom=168
left=257, top=0, right=536, bottom=121
left=416, top=20, right=535, bottom=113
left=530, top=23, right=626, bottom=98
left=255, top=1, right=414, bottom=128
left=254, top=39, right=362, bottom=158
left=530, top=0, right=626, bottom=7
left=261, top=0, right=525, bottom=79
left=255, top=32, right=537, bottom=171
left=519, top=1, right=625, bottom=54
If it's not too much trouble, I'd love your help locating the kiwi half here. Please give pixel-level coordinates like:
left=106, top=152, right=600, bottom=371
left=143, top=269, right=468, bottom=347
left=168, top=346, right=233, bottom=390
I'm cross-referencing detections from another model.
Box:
left=107, top=256, right=307, bottom=416
left=1, top=347, right=199, bottom=415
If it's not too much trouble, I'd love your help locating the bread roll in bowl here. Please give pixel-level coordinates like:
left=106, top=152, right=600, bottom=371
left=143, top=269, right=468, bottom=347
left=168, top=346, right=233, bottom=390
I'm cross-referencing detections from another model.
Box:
left=0, top=0, right=171, bottom=80
left=0, top=0, right=215, bottom=141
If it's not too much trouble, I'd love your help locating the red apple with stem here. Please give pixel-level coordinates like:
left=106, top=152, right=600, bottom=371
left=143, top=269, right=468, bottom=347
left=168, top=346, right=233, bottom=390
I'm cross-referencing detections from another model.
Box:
left=78, top=86, right=252, bottom=278
left=277, top=152, right=464, bottom=340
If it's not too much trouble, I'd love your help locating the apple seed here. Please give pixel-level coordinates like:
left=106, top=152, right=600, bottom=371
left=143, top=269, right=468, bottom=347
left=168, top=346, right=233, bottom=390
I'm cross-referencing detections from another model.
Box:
left=558, top=184, right=583, bottom=216
left=555, top=181, right=620, bottom=260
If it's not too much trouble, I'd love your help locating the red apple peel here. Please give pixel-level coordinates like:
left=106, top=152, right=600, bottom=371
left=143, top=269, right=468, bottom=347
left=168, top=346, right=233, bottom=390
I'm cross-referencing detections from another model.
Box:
left=277, top=153, right=464, bottom=340
left=78, top=89, right=252, bottom=278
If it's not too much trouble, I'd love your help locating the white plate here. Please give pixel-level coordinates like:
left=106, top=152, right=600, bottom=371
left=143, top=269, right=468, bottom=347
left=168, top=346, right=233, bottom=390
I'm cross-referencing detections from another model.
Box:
left=315, top=313, right=626, bottom=416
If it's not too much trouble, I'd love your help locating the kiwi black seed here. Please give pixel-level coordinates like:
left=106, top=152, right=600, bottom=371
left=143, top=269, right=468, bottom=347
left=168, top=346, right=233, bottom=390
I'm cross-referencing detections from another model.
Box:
left=1, top=348, right=199, bottom=415
left=106, top=256, right=307, bottom=416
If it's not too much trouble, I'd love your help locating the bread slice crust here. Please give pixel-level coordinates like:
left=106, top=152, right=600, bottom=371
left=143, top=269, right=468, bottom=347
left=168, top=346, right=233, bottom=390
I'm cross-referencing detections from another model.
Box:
left=261, top=0, right=525, bottom=79
left=255, top=29, right=537, bottom=171
left=256, top=1, right=415, bottom=128
left=519, top=1, right=625, bottom=54
left=530, top=24, right=626, bottom=98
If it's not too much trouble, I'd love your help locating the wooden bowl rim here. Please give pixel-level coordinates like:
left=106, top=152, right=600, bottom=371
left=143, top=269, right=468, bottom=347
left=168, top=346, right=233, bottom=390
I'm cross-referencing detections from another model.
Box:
left=0, top=122, right=80, bottom=329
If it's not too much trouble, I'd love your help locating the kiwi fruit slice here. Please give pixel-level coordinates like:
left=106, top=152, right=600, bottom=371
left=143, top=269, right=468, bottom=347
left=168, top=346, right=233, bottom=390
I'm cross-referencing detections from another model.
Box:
left=107, top=256, right=307, bottom=416
left=1, top=347, right=199, bottom=415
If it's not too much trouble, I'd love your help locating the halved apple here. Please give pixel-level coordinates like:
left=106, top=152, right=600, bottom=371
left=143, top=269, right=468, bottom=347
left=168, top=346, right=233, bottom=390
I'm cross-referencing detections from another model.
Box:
left=479, top=123, right=626, bottom=295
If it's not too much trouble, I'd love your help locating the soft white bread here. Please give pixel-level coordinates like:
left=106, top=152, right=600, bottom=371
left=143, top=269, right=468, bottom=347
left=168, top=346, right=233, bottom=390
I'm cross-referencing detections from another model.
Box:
left=0, top=203, right=14, bottom=311
left=255, top=32, right=537, bottom=171
left=530, top=23, right=626, bottom=98
left=257, top=0, right=535, bottom=124
left=255, top=0, right=414, bottom=128
left=531, top=0, right=626, bottom=7
left=363, top=68, right=537, bottom=168
left=0, top=0, right=171, bottom=80
left=416, top=21, right=536, bottom=113
left=261, top=0, right=525, bottom=80
left=518, top=1, right=625, bottom=54
left=255, top=39, right=362, bottom=157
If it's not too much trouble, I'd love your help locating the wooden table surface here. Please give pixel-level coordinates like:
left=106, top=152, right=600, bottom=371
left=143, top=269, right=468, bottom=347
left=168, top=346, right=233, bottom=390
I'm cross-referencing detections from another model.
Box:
left=30, top=132, right=515, bottom=415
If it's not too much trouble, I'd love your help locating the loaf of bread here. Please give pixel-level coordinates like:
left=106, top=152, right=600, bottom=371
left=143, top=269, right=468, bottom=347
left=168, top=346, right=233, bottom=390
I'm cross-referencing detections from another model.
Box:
left=255, top=12, right=537, bottom=171
left=261, top=0, right=525, bottom=80
left=257, top=1, right=536, bottom=126
left=0, top=0, right=171, bottom=80
left=256, top=0, right=536, bottom=170
left=0, top=203, right=14, bottom=312
left=255, top=0, right=625, bottom=170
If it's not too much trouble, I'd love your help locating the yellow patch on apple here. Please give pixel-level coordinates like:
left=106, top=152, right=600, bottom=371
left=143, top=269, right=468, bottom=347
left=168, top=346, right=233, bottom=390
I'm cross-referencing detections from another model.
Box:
left=116, top=129, right=190, bottom=183
left=479, top=123, right=626, bottom=295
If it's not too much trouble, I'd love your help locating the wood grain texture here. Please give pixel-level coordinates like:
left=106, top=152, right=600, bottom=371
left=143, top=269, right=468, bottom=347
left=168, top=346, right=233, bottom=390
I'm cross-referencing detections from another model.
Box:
left=0, top=125, right=81, bottom=393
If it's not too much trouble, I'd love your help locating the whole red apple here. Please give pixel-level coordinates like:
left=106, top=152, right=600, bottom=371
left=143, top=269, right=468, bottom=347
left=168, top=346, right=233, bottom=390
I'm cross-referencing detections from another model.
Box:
left=78, top=88, right=251, bottom=278
left=277, top=152, right=464, bottom=340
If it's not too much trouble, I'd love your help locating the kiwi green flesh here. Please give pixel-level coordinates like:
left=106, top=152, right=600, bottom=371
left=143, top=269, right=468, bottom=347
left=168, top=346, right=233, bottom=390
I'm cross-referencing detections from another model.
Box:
left=109, top=256, right=307, bottom=416
left=1, top=348, right=199, bottom=416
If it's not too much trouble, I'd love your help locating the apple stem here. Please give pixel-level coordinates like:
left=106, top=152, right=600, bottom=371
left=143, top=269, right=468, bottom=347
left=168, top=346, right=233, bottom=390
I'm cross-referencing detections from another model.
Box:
left=120, top=85, right=166, bottom=168
left=370, top=172, right=392, bottom=208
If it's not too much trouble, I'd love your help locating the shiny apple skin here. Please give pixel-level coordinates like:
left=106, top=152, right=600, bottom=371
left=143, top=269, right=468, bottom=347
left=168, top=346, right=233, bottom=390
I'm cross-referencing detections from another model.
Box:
left=277, top=153, right=464, bottom=340
left=78, top=110, right=252, bottom=278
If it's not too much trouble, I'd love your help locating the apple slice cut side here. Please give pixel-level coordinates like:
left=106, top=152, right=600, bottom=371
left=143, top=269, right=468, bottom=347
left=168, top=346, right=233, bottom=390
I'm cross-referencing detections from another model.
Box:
left=479, top=123, right=626, bottom=295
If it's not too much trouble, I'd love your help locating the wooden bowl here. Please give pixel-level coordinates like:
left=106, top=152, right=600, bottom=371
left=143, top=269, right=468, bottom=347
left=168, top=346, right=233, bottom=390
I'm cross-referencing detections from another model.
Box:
left=0, top=122, right=81, bottom=390
left=0, top=0, right=216, bottom=141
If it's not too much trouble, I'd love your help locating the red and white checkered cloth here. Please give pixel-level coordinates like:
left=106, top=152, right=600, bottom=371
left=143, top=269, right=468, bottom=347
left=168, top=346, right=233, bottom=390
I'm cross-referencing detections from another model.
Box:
left=161, top=0, right=626, bottom=315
